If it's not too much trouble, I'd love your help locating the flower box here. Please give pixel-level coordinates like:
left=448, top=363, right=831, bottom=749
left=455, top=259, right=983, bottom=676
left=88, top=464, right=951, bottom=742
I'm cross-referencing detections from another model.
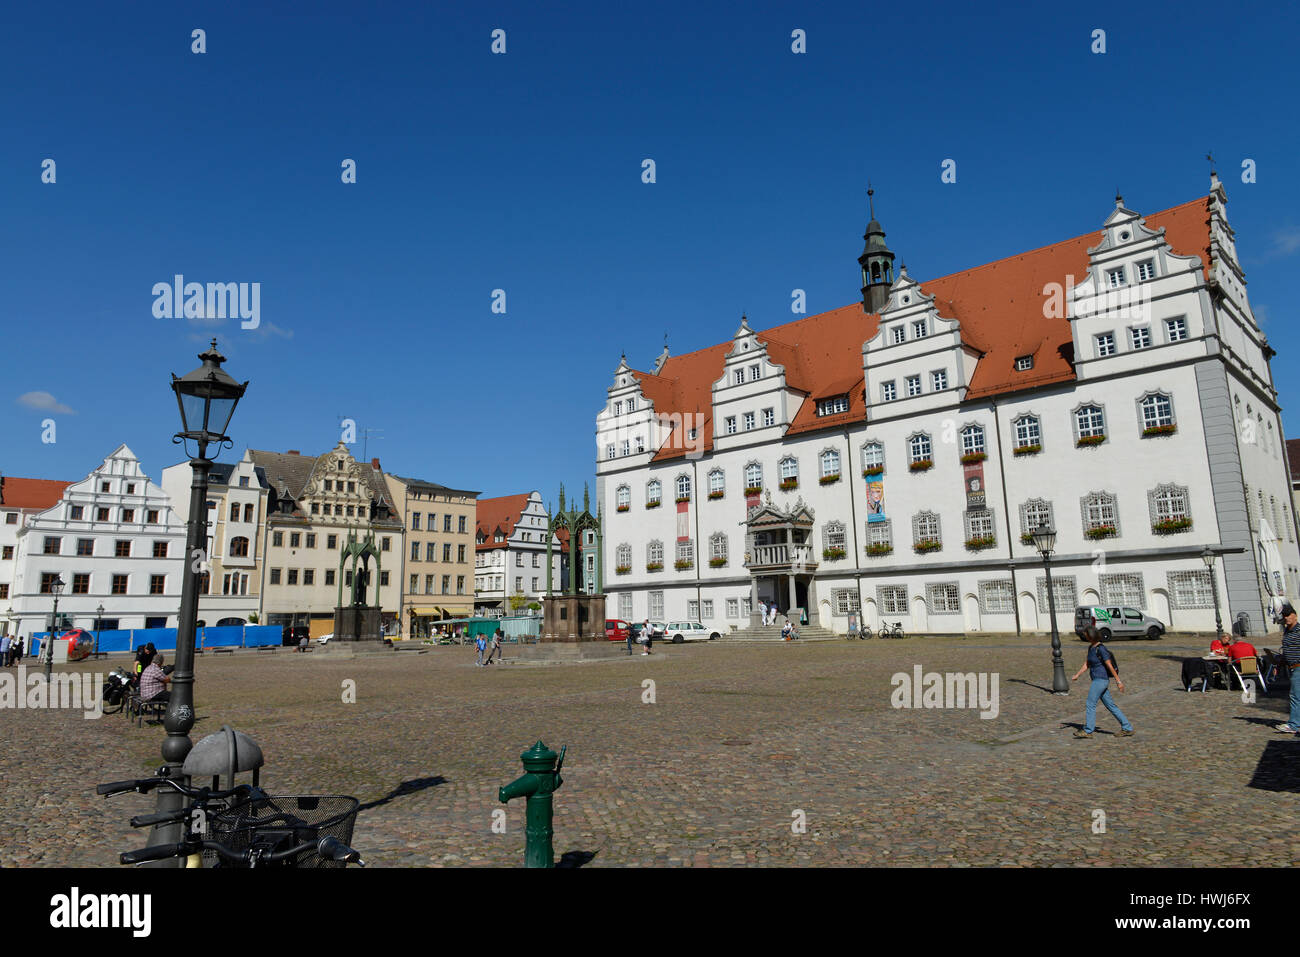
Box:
left=1142, top=424, right=1177, bottom=438
left=674, top=559, right=694, bottom=571
left=1020, top=532, right=1036, bottom=545
left=909, top=459, right=934, bottom=472
left=865, top=543, right=893, bottom=556
left=1076, top=434, right=1106, bottom=448
left=646, top=500, right=661, bottom=509
left=862, top=468, right=884, bottom=478
left=1012, top=444, right=1041, bottom=457
left=819, top=474, right=841, bottom=485
left=675, top=495, right=691, bottom=504
left=744, top=485, right=763, bottom=496
left=707, top=490, right=724, bottom=500
left=1152, top=517, right=1192, bottom=535
left=822, top=547, right=847, bottom=561
left=708, top=557, right=727, bottom=568
left=914, top=539, right=942, bottom=554
left=1084, top=525, right=1117, bottom=540
left=615, top=564, right=632, bottom=575
left=959, top=452, right=987, bottom=465
left=645, top=562, right=663, bottom=572
left=616, top=504, right=629, bottom=513
left=779, top=478, right=798, bottom=491
left=965, top=535, right=997, bottom=551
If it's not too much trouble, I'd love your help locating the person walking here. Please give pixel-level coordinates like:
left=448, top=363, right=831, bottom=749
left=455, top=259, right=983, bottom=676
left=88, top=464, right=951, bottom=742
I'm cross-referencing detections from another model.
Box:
left=489, top=628, right=504, bottom=664
left=1071, top=625, right=1133, bottom=738
left=1273, top=603, right=1300, bottom=733
left=642, top=622, right=654, bottom=656
left=474, top=633, right=487, bottom=667
left=627, top=624, right=637, bottom=656
left=758, top=600, right=767, bottom=627
left=0, top=634, right=10, bottom=667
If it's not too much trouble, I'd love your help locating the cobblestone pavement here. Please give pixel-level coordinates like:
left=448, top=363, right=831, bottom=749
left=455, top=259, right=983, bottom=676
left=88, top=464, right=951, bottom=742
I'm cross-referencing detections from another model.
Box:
left=4, top=637, right=1298, bottom=867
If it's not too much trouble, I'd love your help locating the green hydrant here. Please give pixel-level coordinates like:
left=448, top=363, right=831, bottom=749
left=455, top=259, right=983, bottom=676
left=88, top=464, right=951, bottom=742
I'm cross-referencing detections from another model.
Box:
left=498, top=740, right=565, bottom=868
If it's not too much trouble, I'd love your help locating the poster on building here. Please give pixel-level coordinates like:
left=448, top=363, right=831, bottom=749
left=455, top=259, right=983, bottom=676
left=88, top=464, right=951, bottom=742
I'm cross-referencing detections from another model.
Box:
left=865, top=470, right=885, bottom=523
left=676, top=499, right=690, bottom=541
left=963, top=461, right=986, bottom=509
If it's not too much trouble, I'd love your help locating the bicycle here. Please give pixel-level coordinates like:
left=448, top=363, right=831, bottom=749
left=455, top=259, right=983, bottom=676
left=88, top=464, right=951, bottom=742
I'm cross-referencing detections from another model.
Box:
left=98, top=772, right=365, bottom=868
left=880, top=621, right=906, bottom=639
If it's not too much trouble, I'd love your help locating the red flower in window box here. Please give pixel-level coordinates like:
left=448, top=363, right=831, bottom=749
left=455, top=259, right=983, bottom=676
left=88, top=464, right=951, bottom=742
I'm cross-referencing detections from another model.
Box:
left=616, top=504, right=629, bottom=512
left=819, top=474, right=841, bottom=485
left=822, top=546, right=847, bottom=560
left=959, top=452, right=987, bottom=465
left=865, top=543, right=893, bottom=556
left=779, top=478, right=798, bottom=491
left=707, top=490, right=724, bottom=500
left=615, top=564, right=632, bottom=575
left=645, top=562, right=663, bottom=572
left=646, top=500, right=661, bottom=509
left=744, top=485, right=763, bottom=496
left=1142, top=424, right=1177, bottom=438
left=1152, top=517, right=1192, bottom=534
left=1076, top=434, right=1106, bottom=448
left=708, top=557, right=727, bottom=568
left=909, top=459, right=933, bottom=472
left=913, top=539, right=941, bottom=554
left=674, top=559, right=694, bottom=571
left=964, top=535, right=996, bottom=551
left=1012, top=444, right=1041, bottom=457
left=675, top=495, right=691, bottom=504
left=1084, top=524, right=1117, bottom=540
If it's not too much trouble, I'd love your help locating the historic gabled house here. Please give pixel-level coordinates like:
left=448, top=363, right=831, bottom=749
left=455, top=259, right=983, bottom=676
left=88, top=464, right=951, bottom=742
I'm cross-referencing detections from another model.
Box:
left=596, top=178, right=1299, bottom=636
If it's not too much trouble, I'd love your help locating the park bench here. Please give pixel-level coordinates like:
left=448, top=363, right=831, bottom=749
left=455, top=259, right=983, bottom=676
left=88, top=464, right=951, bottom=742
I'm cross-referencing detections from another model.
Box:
left=212, top=647, right=236, bottom=655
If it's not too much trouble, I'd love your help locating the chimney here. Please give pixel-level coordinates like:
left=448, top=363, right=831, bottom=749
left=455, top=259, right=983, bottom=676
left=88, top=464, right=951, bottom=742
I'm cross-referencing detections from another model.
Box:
left=287, top=450, right=300, bottom=456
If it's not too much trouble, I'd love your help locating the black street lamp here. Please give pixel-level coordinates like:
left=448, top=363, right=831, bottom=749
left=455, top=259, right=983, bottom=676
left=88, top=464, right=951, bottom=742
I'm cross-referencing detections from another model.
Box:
left=1032, top=523, right=1070, bottom=694
left=94, top=602, right=105, bottom=659
left=1202, top=547, right=1223, bottom=639
left=148, top=340, right=246, bottom=859
left=44, top=575, right=66, bottom=681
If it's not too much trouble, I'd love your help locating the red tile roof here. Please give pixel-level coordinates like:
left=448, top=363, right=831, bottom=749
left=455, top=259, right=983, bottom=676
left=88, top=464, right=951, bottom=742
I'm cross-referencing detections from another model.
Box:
left=635, top=197, right=1214, bottom=461
left=475, top=493, right=533, bottom=550
left=0, top=477, right=72, bottom=510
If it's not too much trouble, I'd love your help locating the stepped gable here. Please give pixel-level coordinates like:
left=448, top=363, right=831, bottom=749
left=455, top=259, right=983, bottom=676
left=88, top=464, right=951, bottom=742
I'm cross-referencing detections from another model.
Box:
left=633, top=196, right=1213, bottom=461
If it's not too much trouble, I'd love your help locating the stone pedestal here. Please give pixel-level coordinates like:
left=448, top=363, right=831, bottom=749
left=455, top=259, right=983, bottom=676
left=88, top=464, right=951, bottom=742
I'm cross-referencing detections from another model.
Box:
left=541, top=595, right=606, bottom=642
left=334, top=605, right=383, bottom=641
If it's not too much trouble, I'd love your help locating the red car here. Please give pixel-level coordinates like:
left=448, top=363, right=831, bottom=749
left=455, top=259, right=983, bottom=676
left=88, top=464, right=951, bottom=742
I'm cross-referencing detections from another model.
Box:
left=604, top=619, right=630, bottom=642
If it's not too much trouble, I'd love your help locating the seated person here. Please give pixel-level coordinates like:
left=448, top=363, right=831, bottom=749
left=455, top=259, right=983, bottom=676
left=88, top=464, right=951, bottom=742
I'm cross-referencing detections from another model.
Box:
left=139, top=652, right=171, bottom=703
left=1223, top=635, right=1257, bottom=662
left=1209, top=635, right=1228, bottom=656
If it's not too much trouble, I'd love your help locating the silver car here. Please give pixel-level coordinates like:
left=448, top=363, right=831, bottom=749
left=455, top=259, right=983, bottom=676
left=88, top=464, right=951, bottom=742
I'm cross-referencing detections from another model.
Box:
left=1074, top=606, right=1165, bottom=641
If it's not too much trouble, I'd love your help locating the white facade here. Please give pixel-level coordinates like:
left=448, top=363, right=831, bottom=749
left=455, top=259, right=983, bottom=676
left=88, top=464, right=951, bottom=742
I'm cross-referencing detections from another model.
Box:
left=10, top=445, right=186, bottom=638
left=474, top=492, right=563, bottom=613
left=597, top=182, right=1300, bottom=637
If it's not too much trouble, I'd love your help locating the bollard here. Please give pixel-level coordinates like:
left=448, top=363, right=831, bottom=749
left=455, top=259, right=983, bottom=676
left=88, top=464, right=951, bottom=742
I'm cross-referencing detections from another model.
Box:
left=498, top=740, right=565, bottom=868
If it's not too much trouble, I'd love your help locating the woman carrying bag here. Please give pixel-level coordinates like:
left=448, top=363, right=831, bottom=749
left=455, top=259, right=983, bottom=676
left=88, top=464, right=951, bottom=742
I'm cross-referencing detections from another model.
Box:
left=1071, top=625, right=1134, bottom=738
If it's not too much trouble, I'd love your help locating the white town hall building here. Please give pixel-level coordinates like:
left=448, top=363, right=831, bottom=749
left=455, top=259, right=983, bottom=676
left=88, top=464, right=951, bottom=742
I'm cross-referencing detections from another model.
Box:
left=596, top=176, right=1299, bottom=637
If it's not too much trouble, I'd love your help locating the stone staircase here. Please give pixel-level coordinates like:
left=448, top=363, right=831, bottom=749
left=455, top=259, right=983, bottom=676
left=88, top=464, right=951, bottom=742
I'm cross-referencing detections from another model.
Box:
left=722, top=622, right=840, bottom=641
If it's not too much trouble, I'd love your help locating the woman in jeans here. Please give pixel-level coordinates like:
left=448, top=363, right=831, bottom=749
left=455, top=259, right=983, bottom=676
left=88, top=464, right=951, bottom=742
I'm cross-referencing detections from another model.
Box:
left=1070, top=625, right=1134, bottom=738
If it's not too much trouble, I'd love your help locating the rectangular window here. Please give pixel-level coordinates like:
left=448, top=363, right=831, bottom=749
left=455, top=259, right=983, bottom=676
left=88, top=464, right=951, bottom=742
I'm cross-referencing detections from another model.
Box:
left=111, top=574, right=129, bottom=595
left=444, top=515, right=453, bottom=532
left=649, top=591, right=664, bottom=620
left=816, top=396, right=850, bottom=416
left=762, top=407, right=775, bottom=427
left=303, top=569, right=314, bottom=586
left=380, top=571, right=389, bottom=587
left=1015, top=417, right=1040, bottom=447
left=458, top=515, right=467, bottom=533
left=325, top=569, right=335, bottom=586
left=532, top=553, right=540, bottom=568
left=1095, top=332, right=1116, bottom=357
left=1136, top=259, right=1155, bottom=281
left=891, top=326, right=905, bottom=345
left=410, top=574, right=419, bottom=593
left=912, top=319, right=927, bottom=338
left=1168, top=570, right=1213, bottom=608
left=1107, top=267, right=1126, bottom=288
left=97, top=507, right=109, bottom=521
left=927, top=583, right=960, bottom=614
left=687, top=599, right=700, bottom=620
left=832, top=588, right=861, bottom=615
left=148, top=509, right=159, bottom=523
left=1100, top=572, right=1144, bottom=606
left=2, top=545, right=13, bottom=560
left=906, top=375, right=922, bottom=397
left=412, top=541, right=420, bottom=561
left=287, top=569, right=299, bottom=586
left=444, top=575, right=452, bottom=593
left=443, top=543, right=452, bottom=562
left=427, top=542, right=437, bottom=561
left=273, top=531, right=283, bottom=547
left=931, top=370, right=948, bottom=391
left=327, top=535, right=337, bottom=549
left=743, top=412, right=755, bottom=431
left=1130, top=326, right=1151, bottom=349
left=149, top=575, right=166, bottom=595
left=613, top=401, right=623, bottom=415
left=1165, top=317, right=1188, bottom=341
left=306, top=533, right=316, bottom=548
left=122, top=508, right=135, bottom=523
left=411, top=514, right=420, bottom=530
left=747, top=365, right=759, bottom=381
left=382, top=536, right=391, bottom=552
left=270, top=568, right=281, bottom=585
left=152, top=541, right=167, bottom=558
left=1036, top=575, right=1078, bottom=612
left=72, top=573, right=90, bottom=595
left=883, top=380, right=897, bottom=402
left=1015, top=355, right=1033, bottom=371
left=979, top=580, right=1015, bottom=614
left=964, top=509, right=995, bottom=541
left=866, top=520, right=892, bottom=548
left=43, top=536, right=60, bottom=555
left=877, top=586, right=908, bottom=615
left=77, top=538, right=94, bottom=556
left=734, top=369, right=744, bottom=385
left=114, top=540, right=131, bottom=558
left=4, top=513, right=15, bottom=524
left=70, top=505, right=84, bottom=520
left=725, top=417, right=737, bottom=435
left=620, top=593, right=634, bottom=620
left=427, top=513, right=436, bottom=528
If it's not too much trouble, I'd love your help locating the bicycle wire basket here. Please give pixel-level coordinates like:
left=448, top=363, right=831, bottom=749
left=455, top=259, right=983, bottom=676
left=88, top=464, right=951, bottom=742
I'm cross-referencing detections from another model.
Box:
left=204, top=794, right=359, bottom=868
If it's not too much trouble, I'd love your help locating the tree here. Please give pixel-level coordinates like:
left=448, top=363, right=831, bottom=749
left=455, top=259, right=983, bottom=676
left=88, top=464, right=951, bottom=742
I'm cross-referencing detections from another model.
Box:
left=507, top=591, right=529, bottom=613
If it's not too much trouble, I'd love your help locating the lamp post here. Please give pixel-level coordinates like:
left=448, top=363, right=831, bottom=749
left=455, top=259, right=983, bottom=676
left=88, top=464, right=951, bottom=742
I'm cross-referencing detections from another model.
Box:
left=148, top=339, right=246, bottom=859
left=1202, top=547, right=1223, bottom=639
left=1032, top=524, right=1070, bottom=694
left=44, top=576, right=66, bottom=680
left=94, top=603, right=105, bottom=659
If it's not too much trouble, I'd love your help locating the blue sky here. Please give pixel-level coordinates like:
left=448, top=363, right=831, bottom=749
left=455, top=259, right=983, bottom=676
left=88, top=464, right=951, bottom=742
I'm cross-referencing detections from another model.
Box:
left=3, top=0, right=1298, bottom=501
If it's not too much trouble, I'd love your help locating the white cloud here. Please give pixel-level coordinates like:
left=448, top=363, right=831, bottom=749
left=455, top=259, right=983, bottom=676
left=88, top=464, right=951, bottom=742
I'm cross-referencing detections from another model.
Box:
left=17, top=391, right=75, bottom=414
left=1272, top=227, right=1300, bottom=257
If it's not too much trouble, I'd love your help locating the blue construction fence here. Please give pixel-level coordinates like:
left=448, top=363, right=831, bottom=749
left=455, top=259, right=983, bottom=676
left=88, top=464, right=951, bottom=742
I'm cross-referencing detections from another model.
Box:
left=29, top=625, right=282, bottom=658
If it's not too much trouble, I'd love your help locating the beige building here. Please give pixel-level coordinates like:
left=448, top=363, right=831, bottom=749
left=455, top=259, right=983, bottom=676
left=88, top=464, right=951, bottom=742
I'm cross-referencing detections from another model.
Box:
left=385, top=474, right=479, bottom=638
left=161, top=450, right=269, bottom=626
left=251, top=444, right=404, bottom=638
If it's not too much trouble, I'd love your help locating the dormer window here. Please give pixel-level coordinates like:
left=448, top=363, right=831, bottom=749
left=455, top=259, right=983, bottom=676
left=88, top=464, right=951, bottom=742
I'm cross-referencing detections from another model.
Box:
left=1015, top=355, right=1033, bottom=372
left=1107, top=267, right=1127, bottom=288
left=816, top=395, right=850, bottom=417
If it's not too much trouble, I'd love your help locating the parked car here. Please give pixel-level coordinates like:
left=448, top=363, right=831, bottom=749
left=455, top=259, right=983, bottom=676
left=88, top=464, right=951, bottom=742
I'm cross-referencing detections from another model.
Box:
left=604, top=619, right=631, bottom=642
left=281, top=624, right=310, bottom=647
left=663, top=621, right=722, bottom=643
left=316, top=633, right=333, bottom=645
left=1074, top=606, right=1165, bottom=641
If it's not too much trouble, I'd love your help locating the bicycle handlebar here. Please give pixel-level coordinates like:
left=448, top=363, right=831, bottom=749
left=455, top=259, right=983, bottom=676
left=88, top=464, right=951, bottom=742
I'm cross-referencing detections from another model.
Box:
left=120, top=835, right=366, bottom=867
left=98, top=776, right=256, bottom=802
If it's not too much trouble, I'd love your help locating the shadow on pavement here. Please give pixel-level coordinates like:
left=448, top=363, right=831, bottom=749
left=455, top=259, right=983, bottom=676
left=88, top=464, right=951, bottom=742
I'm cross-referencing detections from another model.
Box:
left=556, top=850, right=598, bottom=868
left=358, top=775, right=447, bottom=812
left=1248, top=741, right=1300, bottom=792
left=1008, top=678, right=1057, bottom=695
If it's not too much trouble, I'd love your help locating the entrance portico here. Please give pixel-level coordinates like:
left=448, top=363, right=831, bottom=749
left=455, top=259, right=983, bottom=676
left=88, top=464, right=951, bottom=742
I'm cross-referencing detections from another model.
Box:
left=744, top=497, right=819, bottom=627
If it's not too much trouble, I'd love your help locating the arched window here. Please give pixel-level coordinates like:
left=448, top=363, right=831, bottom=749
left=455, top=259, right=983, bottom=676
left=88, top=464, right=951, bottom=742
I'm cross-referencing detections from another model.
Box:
left=1013, top=415, right=1041, bottom=451
left=229, top=536, right=249, bottom=558
left=1081, top=491, right=1119, bottom=536
left=708, top=469, right=725, bottom=497
left=823, top=521, right=846, bottom=554
left=675, top=474, right=692, bottom=502
left=647, top=540, right=663, bottom=566
left=615, top=543, right=632, bottom=570
left=1139, top=393, right=1174, bottom=431
left=1020, top=498, right=1054, bottom=537
left=646, top=480, right=661, bottom=506
left=1149, top=484, right=1190, bottom=528
left=912, top=511, right=941, bottom=548
left=780, top=457, right=799, bottom=481
left=909, top=433, right=932, bottom=464
left=744, top=463, right=763, bottom=492
left=862, top=441, right=884, bottom=473
left=820, top=450, right=841, bottom=478
left=616, top=485, right=630, bottom=510
left=1075, top=405, right=1106, bottom=440
left=960, top=425, right=986, bottom=456
left=709, top=533, right=728, bottom=565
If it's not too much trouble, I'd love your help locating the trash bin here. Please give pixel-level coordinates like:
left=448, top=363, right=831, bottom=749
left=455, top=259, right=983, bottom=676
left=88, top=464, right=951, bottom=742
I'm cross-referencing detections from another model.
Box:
left=1233, top=612, right=1250, bottom=637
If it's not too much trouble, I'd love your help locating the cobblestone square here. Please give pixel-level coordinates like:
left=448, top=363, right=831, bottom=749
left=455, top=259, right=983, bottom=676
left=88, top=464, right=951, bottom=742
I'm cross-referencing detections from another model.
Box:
left=6, top=637, right=1297, bottom=867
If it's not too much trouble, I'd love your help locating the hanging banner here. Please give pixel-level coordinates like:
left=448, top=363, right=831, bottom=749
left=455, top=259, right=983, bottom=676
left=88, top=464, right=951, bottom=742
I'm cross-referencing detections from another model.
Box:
left=865, top=470, right=886, bottom=523
left=963, top=461, right=986, bottom=509
left=676, top=499, right=689, bottom=541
